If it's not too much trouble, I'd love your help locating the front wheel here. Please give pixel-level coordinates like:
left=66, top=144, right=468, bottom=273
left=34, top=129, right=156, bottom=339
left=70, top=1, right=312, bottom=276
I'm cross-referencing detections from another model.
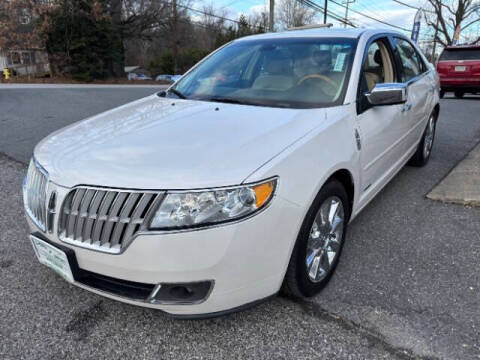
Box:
left=409, top=112, right=436, bottom=167
left=440, top=90, right=445, bottom=99
left=282, top=180, right=349, bottom=298
left=454, top=91, right=464, bottom=99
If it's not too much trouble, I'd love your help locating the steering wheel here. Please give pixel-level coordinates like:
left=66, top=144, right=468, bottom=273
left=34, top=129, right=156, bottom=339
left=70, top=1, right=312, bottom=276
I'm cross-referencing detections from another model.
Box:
left=297, top=74, right=338, bottom=95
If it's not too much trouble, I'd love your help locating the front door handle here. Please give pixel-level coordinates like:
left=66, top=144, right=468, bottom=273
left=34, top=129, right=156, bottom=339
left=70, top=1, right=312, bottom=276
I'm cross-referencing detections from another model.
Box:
left=402, top=103, right=412, bottom=112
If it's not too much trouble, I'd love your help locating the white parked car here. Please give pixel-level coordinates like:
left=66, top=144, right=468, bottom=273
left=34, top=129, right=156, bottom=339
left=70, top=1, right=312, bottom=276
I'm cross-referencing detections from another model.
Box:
left=128, top=72, right=152, bottom=81
left=156, top=74, right=182, bottom=83
left=24, top=28, right=439, bottom=317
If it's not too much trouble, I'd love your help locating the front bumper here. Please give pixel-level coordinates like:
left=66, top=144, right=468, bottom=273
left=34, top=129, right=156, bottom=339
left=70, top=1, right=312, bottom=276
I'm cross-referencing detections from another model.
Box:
left=26, top=182, right=303, bottom=316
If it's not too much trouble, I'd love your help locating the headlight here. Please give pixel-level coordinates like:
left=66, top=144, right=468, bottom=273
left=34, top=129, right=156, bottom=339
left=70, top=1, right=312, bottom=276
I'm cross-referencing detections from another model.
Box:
left=149, top=178, right=277, bottom=230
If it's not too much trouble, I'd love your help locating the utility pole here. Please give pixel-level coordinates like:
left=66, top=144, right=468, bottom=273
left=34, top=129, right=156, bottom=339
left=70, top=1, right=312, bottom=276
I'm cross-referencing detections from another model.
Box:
left=323, top=0, right=328, bottom=24
left=269, top=0, right=274, bottom=32
left=343, top=0, right=355, bottom=28
left=431, top=16, right=439, bottom=63
left=172, top=0, right=178, bottom=74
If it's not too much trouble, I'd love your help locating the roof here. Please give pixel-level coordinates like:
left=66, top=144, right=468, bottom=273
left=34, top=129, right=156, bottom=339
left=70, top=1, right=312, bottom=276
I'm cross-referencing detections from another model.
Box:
left=236, top=28, right=402, bottom=42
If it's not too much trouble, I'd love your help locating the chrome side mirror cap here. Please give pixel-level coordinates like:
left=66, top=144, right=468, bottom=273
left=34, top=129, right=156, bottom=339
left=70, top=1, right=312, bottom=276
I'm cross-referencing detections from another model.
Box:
left=366, top=83, right=407, bottom=106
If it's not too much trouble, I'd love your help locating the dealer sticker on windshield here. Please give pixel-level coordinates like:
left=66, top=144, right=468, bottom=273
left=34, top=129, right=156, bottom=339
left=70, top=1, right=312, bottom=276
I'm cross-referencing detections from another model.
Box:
left=334, top=52, right=347, bottom=72
left=30, top=236, right=74, bottom=283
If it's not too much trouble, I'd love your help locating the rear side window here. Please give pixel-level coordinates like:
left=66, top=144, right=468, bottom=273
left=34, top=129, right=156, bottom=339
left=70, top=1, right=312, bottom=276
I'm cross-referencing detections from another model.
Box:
left=394, top=38, right=426, bottom=82
left=439, top=48, right=480, bottom=61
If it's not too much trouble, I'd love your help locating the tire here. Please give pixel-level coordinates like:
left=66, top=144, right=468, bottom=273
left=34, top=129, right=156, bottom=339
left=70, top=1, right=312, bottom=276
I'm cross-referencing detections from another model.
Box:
left=440, top=90, right=445, bottom=99
left=409, top=112, right=437, bottom=167
left=454, top=91, right=464, bottom=99
left=281, top=180, right=350, bottom=298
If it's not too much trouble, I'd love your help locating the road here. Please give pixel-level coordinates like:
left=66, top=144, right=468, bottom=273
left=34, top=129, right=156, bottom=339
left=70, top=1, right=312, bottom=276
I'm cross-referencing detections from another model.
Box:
left=1, top=87, right=479, bottom=359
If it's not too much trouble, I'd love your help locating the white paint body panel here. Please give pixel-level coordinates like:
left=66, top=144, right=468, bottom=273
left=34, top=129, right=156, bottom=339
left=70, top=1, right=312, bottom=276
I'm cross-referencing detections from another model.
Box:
left=26, top=28, right=440, bottom=315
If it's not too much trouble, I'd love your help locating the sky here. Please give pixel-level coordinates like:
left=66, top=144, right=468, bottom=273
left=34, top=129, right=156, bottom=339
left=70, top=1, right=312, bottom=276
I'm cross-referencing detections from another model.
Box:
left=191, top=0, right=480, bottom=44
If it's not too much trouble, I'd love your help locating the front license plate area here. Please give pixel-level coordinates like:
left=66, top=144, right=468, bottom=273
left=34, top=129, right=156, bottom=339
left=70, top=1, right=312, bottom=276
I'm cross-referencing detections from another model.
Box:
left=30, top=235, right=74, bottom=283
left=455, top=65, right=466, bottom=72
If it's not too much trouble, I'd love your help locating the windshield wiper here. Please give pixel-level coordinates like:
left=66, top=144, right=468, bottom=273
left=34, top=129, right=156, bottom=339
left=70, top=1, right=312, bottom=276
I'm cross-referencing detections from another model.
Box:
left=203, top=97, right=256, bottom=105
left=168, top=88, right=187, bottom=99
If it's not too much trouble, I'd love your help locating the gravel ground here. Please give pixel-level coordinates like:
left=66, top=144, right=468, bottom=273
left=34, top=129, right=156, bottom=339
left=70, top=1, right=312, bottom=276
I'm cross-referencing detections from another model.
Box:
left=0, top=88, right=479, bottom=359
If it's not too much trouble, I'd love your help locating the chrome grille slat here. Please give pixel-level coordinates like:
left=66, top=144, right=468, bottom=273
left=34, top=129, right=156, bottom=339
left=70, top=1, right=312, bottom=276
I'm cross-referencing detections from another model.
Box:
left=91, top=191, right=117, bottom=244
left=100, top=192, right=128, bottom=246
left=23, top=159, right=48, bottom=231
left=82, top=190, right=106, bottom=243
left=123, top=193, right=154, bottom=242
left=74, top=189, right=96, bottom=240
left=66, top=188, right=86, bottom=238
left=59, top=187, right=163, bottom=254
left=109, top=192, right=140, bottom=247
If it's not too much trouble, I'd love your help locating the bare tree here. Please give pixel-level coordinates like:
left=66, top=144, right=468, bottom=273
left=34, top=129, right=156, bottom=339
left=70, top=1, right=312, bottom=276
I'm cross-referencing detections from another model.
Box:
left=276, top=0, right=316, bottom=29
left=248, top=5, right=269, bottom=32
left=425, top=0, right=480, bottom=46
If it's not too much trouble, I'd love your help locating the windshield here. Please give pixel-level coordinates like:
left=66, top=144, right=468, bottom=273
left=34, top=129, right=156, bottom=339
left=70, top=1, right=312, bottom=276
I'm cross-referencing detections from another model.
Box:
left=439, top=48, right=480, bottom=61
left=169, top=37, right=357, bottom=109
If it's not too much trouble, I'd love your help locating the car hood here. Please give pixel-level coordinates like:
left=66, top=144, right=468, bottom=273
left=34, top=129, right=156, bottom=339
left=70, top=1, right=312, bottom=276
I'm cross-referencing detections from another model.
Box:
left=35, top=94, right=325, bottom=189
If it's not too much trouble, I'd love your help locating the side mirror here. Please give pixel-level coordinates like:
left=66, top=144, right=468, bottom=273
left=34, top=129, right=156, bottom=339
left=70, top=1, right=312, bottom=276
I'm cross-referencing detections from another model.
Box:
left=365, top=83, right=407, bottom=106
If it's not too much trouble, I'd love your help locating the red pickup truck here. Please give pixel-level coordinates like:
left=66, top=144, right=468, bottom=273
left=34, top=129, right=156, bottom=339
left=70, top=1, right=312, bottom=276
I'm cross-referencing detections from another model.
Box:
left=436, top=45, right=480, bottom=98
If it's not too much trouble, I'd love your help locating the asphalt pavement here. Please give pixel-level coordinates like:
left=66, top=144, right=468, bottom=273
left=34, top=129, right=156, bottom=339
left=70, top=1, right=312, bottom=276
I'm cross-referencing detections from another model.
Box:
left=1, top=87, right=479, bottom=360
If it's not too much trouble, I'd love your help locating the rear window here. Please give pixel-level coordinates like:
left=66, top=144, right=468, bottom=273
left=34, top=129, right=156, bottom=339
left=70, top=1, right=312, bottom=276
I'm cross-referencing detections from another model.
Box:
left=439, top=48, right=480, bottom=61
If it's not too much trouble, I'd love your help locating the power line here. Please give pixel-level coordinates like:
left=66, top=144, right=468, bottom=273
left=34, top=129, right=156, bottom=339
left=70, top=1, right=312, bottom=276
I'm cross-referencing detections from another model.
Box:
left=298, top=0, right=357, bottom=27
left=391, top=0, right=420, bottom=10
left=391, top=0, right=435, bottom=14
left=176, top=3, right=265, bottom=31
left=354, top=1, right=401, bottom=28
left=328, top=0, right=410, bottom=31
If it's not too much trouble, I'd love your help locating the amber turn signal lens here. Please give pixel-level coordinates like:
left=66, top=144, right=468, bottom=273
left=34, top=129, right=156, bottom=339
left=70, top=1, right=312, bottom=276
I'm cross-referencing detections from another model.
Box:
left=252, top=180, right=276, bottom=208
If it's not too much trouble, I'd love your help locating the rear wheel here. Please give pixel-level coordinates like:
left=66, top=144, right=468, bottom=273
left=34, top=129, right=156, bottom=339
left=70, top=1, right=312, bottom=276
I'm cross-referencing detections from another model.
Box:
left=440, top=90, right=445, bottom=99
left=282, top=180, right=349, bottom=298
left=454, top=91, right=464, bottom=99
left=409, top=112, right=436, bottom=167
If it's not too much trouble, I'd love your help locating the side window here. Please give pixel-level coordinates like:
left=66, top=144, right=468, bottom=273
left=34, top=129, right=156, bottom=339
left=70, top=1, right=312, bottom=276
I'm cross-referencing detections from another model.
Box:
left=394, top=38, right=426, bottom=82
left=362, top=39, right=395, bottom=92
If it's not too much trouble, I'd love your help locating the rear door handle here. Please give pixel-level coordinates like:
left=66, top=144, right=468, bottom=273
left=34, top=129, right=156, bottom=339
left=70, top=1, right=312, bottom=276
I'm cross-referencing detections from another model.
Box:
left=402, top=103, right=412, bottom=112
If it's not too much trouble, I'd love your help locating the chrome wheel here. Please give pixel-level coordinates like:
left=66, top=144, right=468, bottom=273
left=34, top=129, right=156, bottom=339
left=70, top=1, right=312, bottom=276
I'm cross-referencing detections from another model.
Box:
left=423, top=115, right=435, bottom=159
left=305, top=196, right=344, bottom=283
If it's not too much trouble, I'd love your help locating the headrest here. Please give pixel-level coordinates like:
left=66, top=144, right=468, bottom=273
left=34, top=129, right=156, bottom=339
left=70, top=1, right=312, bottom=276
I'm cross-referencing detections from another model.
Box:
left=374, top=49, right=383, bottom=65
left=264, top=53, right=292, bottom=74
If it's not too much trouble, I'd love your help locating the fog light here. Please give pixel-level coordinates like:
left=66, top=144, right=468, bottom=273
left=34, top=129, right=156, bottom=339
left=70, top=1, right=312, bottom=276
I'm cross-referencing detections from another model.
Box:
left=170, top=286, right=194, bottom=299
left=150, top=281, right=213, bottom=304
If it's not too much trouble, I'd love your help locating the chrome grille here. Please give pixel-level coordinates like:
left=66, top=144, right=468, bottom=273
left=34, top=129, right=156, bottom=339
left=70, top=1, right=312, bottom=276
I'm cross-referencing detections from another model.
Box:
left=58, top=187, right=164, bottom=254
left=23, top=159, right=49, bottom=231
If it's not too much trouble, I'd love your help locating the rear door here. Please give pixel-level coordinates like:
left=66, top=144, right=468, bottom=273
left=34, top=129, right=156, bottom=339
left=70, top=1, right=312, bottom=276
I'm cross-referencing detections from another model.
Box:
left=393, top=37, right=433, bottom=152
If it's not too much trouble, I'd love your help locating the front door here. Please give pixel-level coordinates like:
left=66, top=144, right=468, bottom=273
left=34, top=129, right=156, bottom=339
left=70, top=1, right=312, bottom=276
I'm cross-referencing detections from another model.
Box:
left=356, top=38, right=410, bottom=203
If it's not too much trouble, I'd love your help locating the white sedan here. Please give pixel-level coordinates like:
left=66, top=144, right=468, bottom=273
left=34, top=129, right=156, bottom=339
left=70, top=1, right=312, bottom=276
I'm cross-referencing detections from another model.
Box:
left=24, top=28, right=439, bottom=317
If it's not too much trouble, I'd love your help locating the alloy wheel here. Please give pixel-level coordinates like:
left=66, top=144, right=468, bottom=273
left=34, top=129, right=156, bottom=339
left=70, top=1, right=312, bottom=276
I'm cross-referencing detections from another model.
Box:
left=423, top=115, right=435, bottom=159
left=305, top=196, right=345, bottom=283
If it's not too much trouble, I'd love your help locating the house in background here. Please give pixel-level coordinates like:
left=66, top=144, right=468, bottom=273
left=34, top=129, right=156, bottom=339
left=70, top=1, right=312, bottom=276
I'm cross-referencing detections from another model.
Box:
left=0, top=49, right=50, bottom=76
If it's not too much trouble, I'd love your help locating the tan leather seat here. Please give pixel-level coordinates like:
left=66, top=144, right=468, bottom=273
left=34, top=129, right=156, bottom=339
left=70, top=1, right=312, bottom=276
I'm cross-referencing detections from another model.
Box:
left=364, top=71, right=381, bottom=91
left=364, top=50, right=384, bottom=91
